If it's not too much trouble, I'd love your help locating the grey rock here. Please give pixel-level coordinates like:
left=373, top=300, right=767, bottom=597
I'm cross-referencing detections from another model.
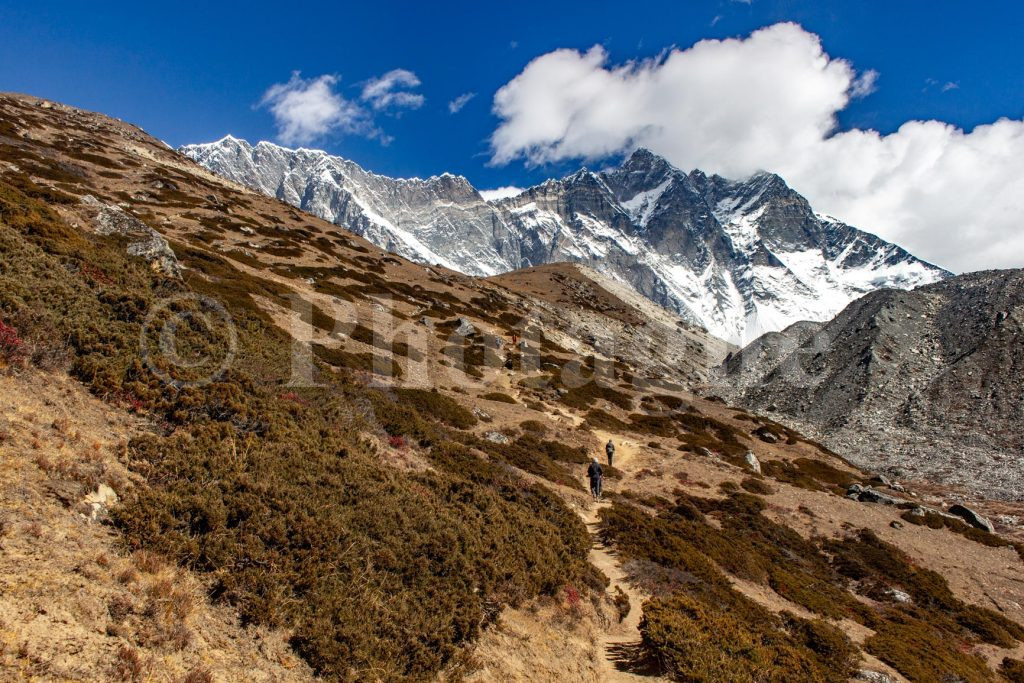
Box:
left=81, top=195, right=181, bottom=278
left=484, top=431, right=509, bottom=444
left=885, top=587, right=912, bottom=603
left=454, top=317, right=476, bottom=337
left=850, top=485, right=904, bottom=506
left=744, top=451, right=761, bottom=475
left=853, top=670, right=895, bottom=683
left=948, top=504, right=995, bottom=533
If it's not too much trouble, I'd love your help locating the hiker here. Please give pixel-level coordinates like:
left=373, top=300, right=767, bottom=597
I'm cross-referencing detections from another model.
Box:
left=587, top=458, right=603, bottom=500
left=605, top=439, right=615, bottom=467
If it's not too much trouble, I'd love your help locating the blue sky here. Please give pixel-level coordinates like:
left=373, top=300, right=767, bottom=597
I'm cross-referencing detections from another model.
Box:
left=1, top=1, right=1022, bottom=271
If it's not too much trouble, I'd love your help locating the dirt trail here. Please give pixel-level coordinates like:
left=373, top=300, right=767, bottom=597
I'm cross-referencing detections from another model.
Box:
left=579, top=433, right=668, bottom=682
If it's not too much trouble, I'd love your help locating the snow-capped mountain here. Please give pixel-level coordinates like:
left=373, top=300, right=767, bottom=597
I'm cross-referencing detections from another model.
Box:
left=181, top=139, right=949, bottom=343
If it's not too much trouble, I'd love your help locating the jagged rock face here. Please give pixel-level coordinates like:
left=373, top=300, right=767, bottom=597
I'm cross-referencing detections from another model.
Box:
left=181, top=140, right=948, bottom=344
left=718, top=269, right=1024, bottom=499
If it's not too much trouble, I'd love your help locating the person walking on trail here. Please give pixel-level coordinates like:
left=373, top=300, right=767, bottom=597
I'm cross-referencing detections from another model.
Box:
left=587, top=458, right=603, bottom=501
left=605, top=439, right=615, bottom=467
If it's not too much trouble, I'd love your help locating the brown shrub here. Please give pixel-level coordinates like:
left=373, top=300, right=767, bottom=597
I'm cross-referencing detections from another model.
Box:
left=112, top=646, right=149, bottom=682
left=740, top=477, right=774, bottom=495
left=481, top=392, right=517, bottom=404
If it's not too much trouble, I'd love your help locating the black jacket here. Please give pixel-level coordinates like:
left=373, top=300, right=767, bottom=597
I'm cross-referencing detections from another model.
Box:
left=587, top=462, right=603, bottom=480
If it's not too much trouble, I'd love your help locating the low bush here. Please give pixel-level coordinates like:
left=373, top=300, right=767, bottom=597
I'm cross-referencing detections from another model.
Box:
left=561, top=381, right=633, bottom=411
left=827, top=530, right=1024, bottom=649
left=465, top=433, right=583, bottom=491
left=393, top=388, right=477, bottom=429
left=762, top=457, right=855, bottom=493
left=740, top=477, right=774, bottom=495
left=0, top=317, right=26, bottom=366
left=0, top=177, right=596, bottom=681
left=481, top=391, right=517, bottom=404
left=584, top=409, right=630, bottom=432
left=901, top=509, right=1024, bottom=558
left=1002, top=657, right=1024, bottom=683
left=641, top=591, right=853, bottom=682
left=519, top=419, right=548, bottom=434
left=865, top=616, right=991, bottom=683
left=627, top=413, right=678, bottom=438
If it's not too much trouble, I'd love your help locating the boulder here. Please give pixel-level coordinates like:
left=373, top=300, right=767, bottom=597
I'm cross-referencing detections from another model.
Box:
left=454, top=317, right=477, bottom=337
left=82, top=195, right=181, bottom=278
left=884, top=587, right=912, bottom=604
left=847, top=485, right=903, bottom=506
left=871, top=473, right=907, bottom=493
left=853, top=670, right=895, bottom=683
left=948, top=504, right=995, bottom=533
left=484, top=431, right=509, bottom=444
left=870, top=474, right=893, bottom=487
left=82, top=484, right=118, bottom=521
left=744, top=451, right=761, bottom=475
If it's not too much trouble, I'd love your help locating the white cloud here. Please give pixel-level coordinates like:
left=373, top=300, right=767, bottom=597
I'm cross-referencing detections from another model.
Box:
left=361, top=69, right=425, bottom=111
left=259, top=72, right=371, bottom=145
left=850, top=69, right=879, bottom=98
left=941, top=81, right=960, bottom=92
left=448, top=92, right=476, bottom=114
left=489, top=23, right=1024, bottom=272
left=478, top=186, right=525, bottom=202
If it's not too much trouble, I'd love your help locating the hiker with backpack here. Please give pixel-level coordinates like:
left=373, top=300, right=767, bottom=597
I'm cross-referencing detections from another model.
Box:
left=605, top=439, right=615, bottom=467
left=587, top=458, right=603, bottom=501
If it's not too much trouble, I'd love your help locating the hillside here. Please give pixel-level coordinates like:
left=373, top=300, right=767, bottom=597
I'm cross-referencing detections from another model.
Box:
left=716, top=270, right=1024, bottom=500
left=3, top=92, right=1024, bottom=682
left=181, top=139, right=948, bottom=344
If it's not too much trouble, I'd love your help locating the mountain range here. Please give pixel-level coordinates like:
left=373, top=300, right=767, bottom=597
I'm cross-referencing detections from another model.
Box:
left=182, top=138, right=949, bottom=343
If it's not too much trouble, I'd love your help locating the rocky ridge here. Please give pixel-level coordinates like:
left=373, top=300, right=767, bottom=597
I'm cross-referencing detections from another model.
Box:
left=717, top=269, right=1024, bottom=499
left=181, top=140, right=948, bottom=344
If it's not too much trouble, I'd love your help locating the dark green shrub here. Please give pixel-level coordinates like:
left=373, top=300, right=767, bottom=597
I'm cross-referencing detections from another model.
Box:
left=740, top=477, right=774, bottom=495
left=481, top=392, right=517, bottom=404
left=561, top=381, right=633, bottom=411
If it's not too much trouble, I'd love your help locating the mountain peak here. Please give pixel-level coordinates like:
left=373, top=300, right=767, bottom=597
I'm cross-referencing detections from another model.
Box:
left=621, top=147, right=673, bottom=173
left=182, top=138, right=948, bottom=343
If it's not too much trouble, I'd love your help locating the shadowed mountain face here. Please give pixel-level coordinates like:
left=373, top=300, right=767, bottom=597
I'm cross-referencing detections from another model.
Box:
left=718, top=269, right=1024, bottom=499
left=182, top=141, right=949, bottom=344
